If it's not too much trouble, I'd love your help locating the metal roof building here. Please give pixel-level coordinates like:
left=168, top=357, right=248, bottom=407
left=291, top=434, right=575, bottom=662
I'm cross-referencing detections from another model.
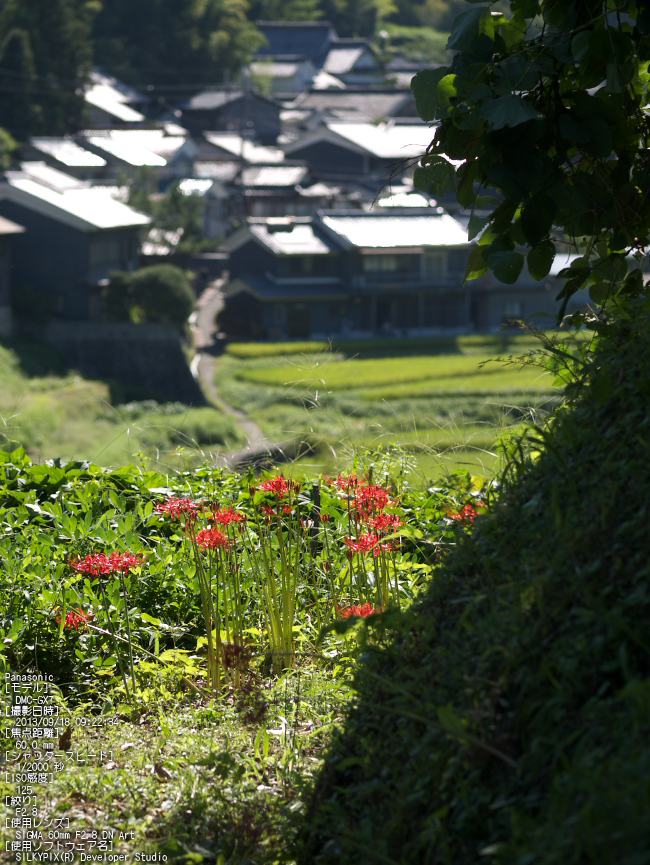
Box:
left=321, top=210, right=468, bottom=249
left=0, top=173, right=151, bottom=232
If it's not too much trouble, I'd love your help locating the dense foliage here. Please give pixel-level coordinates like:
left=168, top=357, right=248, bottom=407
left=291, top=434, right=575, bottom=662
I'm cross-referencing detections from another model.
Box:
left=92, top=0, right=263, bottom=89
left=297, top=4, right=650, bottom=861
left=413, top=0, right=650, bottom=319
left=0, top=0, right=97, bottom=138
left=0, top=447, right=481, bottom=704
left=104, top=264, right=196, bottom=326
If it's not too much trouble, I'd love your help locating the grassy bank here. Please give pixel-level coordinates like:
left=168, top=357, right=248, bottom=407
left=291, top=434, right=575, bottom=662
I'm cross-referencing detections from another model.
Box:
left=0, top=338, right=243, bottom=469
left=298, top=311, right=650, bottom=864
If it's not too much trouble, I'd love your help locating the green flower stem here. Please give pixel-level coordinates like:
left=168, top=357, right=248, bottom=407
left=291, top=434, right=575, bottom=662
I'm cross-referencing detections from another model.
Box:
left=117, top=572, right=138, bottom=694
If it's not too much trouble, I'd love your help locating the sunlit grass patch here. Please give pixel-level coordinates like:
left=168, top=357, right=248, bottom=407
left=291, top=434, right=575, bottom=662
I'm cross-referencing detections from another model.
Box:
left=224, top=332, right=571, bottom=360
left=236, top=354, right=555, bottom=394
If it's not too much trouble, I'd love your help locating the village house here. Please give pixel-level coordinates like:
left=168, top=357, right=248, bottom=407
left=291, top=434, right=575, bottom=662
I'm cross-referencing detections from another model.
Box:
left=283, top=88, right=417, bottom=127
left=179, top=89, right=282, bottom=144
left=250, top=57, right=318, bottom=96
left=217, top=207, right=592, bottom=340
left=0, top=169, right=150, bottom=322
left=21, top=136, right=108, bottom=182
left=282, top=120, right=435, bottom=187
left=253, top=21, right=383, bottom=89
left=84, top=70, right=150, bottom=128
left=0, top=215, right=25, bottom=336
left=217, top=207, right=473, bottom=339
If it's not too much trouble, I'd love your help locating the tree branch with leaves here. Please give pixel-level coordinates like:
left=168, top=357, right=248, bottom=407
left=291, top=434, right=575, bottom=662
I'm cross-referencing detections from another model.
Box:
left=412, top=0, right=650, bottom=329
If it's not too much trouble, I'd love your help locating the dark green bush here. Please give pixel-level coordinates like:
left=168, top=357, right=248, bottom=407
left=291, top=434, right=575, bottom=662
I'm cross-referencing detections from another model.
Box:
left=104, top=265, right=195, bottom=326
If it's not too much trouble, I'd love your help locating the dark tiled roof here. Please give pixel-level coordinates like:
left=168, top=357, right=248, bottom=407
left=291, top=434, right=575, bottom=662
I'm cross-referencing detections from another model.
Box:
left=228, top=273, right=348, bottom=301
left=255, top=21, right=336, bottom=66
left=292, top=89, right=413, bottom=121
left=183, top=89, right=244, bottom=111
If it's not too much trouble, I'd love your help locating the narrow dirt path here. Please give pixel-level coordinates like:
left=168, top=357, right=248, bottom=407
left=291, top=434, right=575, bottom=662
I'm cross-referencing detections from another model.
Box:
left=191, top=283, right=281, bottom=469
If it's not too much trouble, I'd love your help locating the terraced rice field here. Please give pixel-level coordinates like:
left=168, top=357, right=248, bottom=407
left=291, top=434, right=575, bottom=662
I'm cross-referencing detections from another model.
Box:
left=216, top=333, right=571, bottom=482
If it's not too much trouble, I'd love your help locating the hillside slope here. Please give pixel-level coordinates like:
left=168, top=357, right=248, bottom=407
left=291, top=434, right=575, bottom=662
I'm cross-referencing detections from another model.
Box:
left=298, top=312, right=650, bottom=864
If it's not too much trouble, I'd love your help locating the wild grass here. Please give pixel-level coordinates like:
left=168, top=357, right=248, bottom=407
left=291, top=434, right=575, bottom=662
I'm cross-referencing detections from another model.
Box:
left=0, top=338, right=243, bottom=470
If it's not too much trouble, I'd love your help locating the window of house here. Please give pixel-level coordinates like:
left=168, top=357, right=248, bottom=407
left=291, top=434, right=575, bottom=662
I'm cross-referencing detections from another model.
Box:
left=447, top=250, right=466, bottom=273
left=89, top=236, right=122, bottom=268
left=422, top=252, right=447, bottom=279
left=363, top=254, right=398, bottom=273
left=504, top=300, right=523, bottom=317
left=290, top=256, right=315, bottom=275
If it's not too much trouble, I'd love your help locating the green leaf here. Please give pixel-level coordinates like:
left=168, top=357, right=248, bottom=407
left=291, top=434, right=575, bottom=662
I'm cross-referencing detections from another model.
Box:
left=571, top=30, right=591, bottom=63
left=606, top=63, right=625, bottom=94
left=465, top=245, right=488, bottom=281
left=559, top=114, right=591, bottom=143
left=498, top=17, right=527, bottom=51
left=484, top=250, right=525, bottom=284
left=589, top=282, right=612, bottom=304
left=481, top=94, right=542, bottom=130
left=621, top=268, right=644, bottom=297
left=447, top=8, right=494, bottom=52
left=521, top=193, right=556, bottom=247
left=527, top=241, right=556, bottom=281
left=437, top=705, right=465, bottom=735
left=468, top=212, right=489, bottom=241
left=411, top=67, right=450, bottom=122
left=510, top=0, right=539, bottom=17
left=413, top=160, right=455, bottom=197
left=581, top=117, right=613, bottom=158
left=436, top=74, right=458, bottom=118
left=457, top=160, right=479, bottom=208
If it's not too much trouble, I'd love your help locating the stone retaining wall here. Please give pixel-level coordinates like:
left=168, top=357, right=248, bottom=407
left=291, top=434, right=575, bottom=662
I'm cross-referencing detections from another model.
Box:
left=44, top=321, right=206, bottom=405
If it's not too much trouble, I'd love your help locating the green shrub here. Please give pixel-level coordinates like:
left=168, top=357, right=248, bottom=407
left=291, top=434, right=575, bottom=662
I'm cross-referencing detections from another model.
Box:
left=104, top=265, right=195, bottom=326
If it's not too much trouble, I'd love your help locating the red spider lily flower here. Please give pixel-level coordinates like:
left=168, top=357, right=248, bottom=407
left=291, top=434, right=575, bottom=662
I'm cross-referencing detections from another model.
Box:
left=338, top=603, right=378, bottom=619
left=448, top=502, right=485, bottom=524
left=354, top=485, right=391, bottom=518
left=212, top=508, right=247, bottom=525
left=261, top=505, right=275, bottom=517
left=108, top=552, right=143, bottom=572
left=155, top=498, right=203, bottom=520
left=344, top=533, right=379, bottom=554
left=373, top=540, right=400, bottom=556
left=333, top=474, right=362, bottom=492
left=70, top=552, right=142, bottom=577
left=55, top=608, right=93, bottom=631
left=368, top=513, right=403, bottom=533
left=69, top=553, right=114, bottom=576
left=196, top=528, right=233, bottom=549
left=259, top=476, right=290, bottom=497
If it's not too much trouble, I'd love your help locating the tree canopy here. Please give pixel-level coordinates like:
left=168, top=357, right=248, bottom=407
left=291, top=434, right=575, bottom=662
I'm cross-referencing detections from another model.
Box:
left=92, top=0, right=264, bottom=89
left=104, top=265, right=195, bottom=326
left=0, top=0, right=98, bottom=138
left=412, top=0, right=650, bottom=328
